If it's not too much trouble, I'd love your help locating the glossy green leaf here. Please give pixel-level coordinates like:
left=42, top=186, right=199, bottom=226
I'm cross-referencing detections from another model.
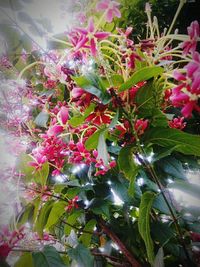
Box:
left=157, top=157, right=186, bottom=180
left=138, top=191, right=155, bottom=264
left=118, top=146, right=139, bottom=180
left=68, top=243, right=94, bottom=267
left=45, top=201, right=66, bottom=229
left=72, top=75, right=111, bottom=104
left=79, top=219, right=96, bottom=246
left=119, top=66, right=164, bottom=92
left=34, top=111, right=49, bottom=128
left=85, top=129, right=105, bottom=150
left=34, top=200, right=54, bottom=237
left=32, top=246, right=66, bottom=267
left=144, top=128, right=200, bottom=156
left=14, top=253, right=33, bottom=267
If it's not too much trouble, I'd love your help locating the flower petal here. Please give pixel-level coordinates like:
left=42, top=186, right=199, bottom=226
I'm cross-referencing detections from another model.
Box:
left=94, top=31, right=110, bottom=39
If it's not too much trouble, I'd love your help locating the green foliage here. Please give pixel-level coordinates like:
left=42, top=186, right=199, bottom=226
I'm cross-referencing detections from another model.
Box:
left=68, top=103, right=95, bottom=127
left=45, top=201, right=66, bottom=229
left=68, top=244, right=94, bottom=267
left=32, top=246, right=66, bottom=267
left=138, top=191, right=156, bottom=264
left=144, top=128, right=200, bottom=156
left=72, top=74, right=111, bottom=104
left=34, top=200, right=54, bottom=237
left=14, top=253, right=34, bottom=267
left=119, top=66, right=164, bottom=92
left=79, top=219, right=96, bottom=246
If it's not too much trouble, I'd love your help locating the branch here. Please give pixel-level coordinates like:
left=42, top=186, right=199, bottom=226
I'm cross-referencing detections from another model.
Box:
left=99, top=219, right=141, bottom=267
left=60, top=219, right=100, bottom=236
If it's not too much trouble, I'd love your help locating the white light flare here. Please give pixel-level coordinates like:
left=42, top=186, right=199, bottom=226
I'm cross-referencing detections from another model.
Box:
left=111, top=189, right=124, bottom=206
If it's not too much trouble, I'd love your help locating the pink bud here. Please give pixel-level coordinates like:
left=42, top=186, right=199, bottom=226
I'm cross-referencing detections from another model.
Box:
left=47, top=125, right=63, bottom=136
left=58, top=106, right=69, bottom=125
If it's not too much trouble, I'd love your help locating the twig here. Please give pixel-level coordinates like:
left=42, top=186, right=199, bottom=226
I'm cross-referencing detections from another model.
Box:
left=99, top=219, right=141, bottom=267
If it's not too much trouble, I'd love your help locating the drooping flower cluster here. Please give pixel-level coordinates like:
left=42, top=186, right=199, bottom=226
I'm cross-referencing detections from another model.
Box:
left=170, top=51, right=200, bottom=117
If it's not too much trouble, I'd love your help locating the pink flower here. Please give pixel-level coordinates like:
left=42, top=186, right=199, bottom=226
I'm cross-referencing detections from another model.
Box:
left=44, top=79, right=57, bottom=89
left=44, top=64, right=67, bottom=83
left=71, top=87, right=93, bottom=108
left=47, top=125, right=64, bottom=136
left=0, top=226, right=25, bottom=259
left=170, top=52, right=200, bottom=117
left=65, top=196, right=79, bottom=212
left=57, top=106, right=69, bottom=125
left=69, top=142, right=92, bottom=165
left=75, top=17, right=110, bottom=57
left=29, top=147, right=47, bottom=170
left=135, top=119, right=148, bottom=135
left=168, top=117, right=186, bottom=130
left=182, top=21, right=200, bottom=55
left=96, top=0, right=121, bottom=23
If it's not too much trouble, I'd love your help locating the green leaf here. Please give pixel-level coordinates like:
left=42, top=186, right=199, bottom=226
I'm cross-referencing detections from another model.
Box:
left=138, top=191, right=155, bottom=264
left=32, top=246, right=66, bottom=267
left=144, top=128, right=200, bottom=156
left=45, top=201, right=66, bottom=229
left=17, top=153, right=49, bottom=185
left=152, top=221, right=174, bottom=247
left=118, top=146, right=138, bottom=180
left=68, top=103, right=95, bottom=127
left=119, top=66, right=164, bottom=92
left=68, top=243, right=94, bottom=267
left=153, top=248, right=164, bottom=267
left=72, top=75, right=111, bottom=104
left=85, top=129, right=104, bottom=150
left=64, top=210, right=82, bottom=235
left=97, top=132, right=109, bottom=165
left=79, top=219, right=96, bottom=246
left=90, top=199, right=110, bottom=218
left=34, top=111, right=49, bottom=128
left=17, top=153, right=35, bottom=182
left=152, top=146, right=180, bottom=162
left=38, top=161, right=49, bottom=185
left=109, top=109, right=119, bottom=129
left=14, top=253, right=34, bottom=267
left=157, top=157, right=186, bottom=180
left=153, top=194, right=171, bottom=215
left=34, top=200, right=54, bottom=237
left=17, top=204, right=34, bottom=227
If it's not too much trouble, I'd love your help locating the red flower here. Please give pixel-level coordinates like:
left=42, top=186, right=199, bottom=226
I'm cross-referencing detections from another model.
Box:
left=0, top=226, right=24, bottom=259
left=168, top=117, right=186, bottom=130
left=135, top=119, right=148, bottom=135
left=85, top=105, right=111, bottom=125
left=65, top=196, right=79, bottom=212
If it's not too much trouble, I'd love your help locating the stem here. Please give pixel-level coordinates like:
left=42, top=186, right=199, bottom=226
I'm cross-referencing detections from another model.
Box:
left=167, top=0, right=186, bottom=35
left=99, top=218, right=142, bottom=267
left=136, top=155, right=193, bottom=266
left=60, top=219, right=100, bottom=236
left=24, top=186, right=69, bottom=202
left=18, top=61, right=45, bottom=80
